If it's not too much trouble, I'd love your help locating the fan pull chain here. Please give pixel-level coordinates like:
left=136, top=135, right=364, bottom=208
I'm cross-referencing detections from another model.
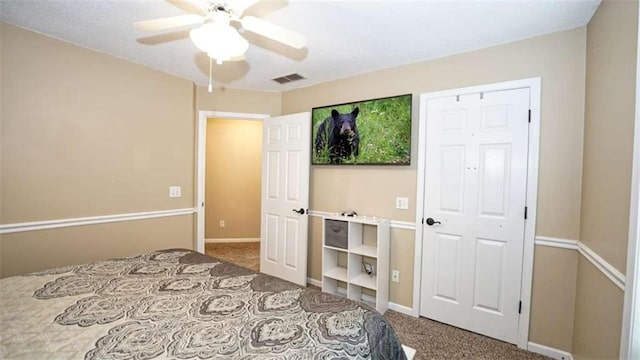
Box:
left=208, top=57, right=213, bottom=93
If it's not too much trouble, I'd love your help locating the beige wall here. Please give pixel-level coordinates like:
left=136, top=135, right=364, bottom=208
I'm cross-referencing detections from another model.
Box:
left=1, top=216, right=194, bottom=277
left=572, top=256, right=625, bottom=359
left=197, top=86, right=281, bottom=116
left=580, top=0, right=638, bottom=273
left=284, top=27, right=587, bottom=240
left=285, top=28, right=587, bottom=343
left=572, top=0, right=639, bottom=358
left=529, top=246, right=579, bottom=352
left=2, top=9, right=638, bottom=357
left=205, top=118, right=262, bottom=239
left=0, top=23, right=196, bottom=276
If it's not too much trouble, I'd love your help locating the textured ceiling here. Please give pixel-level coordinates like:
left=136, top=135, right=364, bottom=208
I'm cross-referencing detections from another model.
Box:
left=0, top=0, right=600, bottom=92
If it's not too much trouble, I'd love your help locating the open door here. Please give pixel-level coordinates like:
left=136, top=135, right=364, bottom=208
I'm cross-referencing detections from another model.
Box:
left=260, top=112, right=310, bottom=286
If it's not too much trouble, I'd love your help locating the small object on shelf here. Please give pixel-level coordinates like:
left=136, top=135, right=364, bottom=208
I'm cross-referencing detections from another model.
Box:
left=363, top=262, right=375, bottom=277
left=341, top=210, right=358, bottom=217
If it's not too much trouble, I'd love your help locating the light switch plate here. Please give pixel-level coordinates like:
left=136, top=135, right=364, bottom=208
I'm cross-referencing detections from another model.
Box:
left=169, top=186, right=181, bottom=198
left=396, top=197, right=409, bottom=210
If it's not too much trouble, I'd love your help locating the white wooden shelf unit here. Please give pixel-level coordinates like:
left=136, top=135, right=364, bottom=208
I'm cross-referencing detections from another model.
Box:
left=321, top=215, right=390, bottom=313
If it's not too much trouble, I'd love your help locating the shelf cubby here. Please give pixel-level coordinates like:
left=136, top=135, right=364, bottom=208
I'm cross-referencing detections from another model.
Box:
left=321, top=215, right=390, bottom=313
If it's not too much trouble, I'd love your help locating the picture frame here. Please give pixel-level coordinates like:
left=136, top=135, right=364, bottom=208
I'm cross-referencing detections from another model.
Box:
left=311, top=94, right=412, bottom=165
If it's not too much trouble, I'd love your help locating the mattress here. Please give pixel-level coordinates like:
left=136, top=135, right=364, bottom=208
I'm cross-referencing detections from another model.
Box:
left=0, top=249, right=407, bottom=359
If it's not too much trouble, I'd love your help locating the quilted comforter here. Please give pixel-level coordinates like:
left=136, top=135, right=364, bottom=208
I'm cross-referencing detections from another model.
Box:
left=0, top=249, right=406, bottom=359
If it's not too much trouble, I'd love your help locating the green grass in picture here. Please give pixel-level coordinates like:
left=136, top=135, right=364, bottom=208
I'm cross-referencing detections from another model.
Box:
left=312, top=95, right=411, bottom=165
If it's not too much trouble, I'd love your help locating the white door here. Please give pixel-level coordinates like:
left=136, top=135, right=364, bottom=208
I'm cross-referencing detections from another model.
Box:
left=420, top=88, right=530, bottom=344
left=260, top=113, right=311, bottom=286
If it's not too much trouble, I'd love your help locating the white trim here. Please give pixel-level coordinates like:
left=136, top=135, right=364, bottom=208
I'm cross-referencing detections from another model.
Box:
left=307, top=210, right=335, bottom=218
left=534, top=236, right=579, bottom=250
left=389, top=220, right=416, bottom=230
left=527, top=342, right=573, bottom=360
left=388, top=302, right=414, bottom=316
left=307, top=277, right=322, bottom=288
left=0, top=208, right=196, bottom=235
left=306, top=277, right=415, bottom=316
left=413, top=90, right=428, bottom=319
left=196, top=111, right=270, bottom=254
left=205, top=238, right=260, bottom=243
left=308, top=210, right=416, bottom=230
left=201, top=111, right=267, bottom=120
left=535, top=236, right=626, bottom=291
left=518, top=78, right=541, bottom=349
left=621, top=4, right=640, bottom=357
left=578, top=241, right=625, bottom=291
left=414, top=77, right=541, bottom=348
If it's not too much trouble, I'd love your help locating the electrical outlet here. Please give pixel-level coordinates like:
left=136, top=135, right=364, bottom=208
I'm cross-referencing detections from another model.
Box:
left=396, top=197, right=408, bottom=210
left=219, top=220, right=225, bottom=228
left=392, top=270, right=400, bottom=283
left=169, top=186, right=181, bottom=198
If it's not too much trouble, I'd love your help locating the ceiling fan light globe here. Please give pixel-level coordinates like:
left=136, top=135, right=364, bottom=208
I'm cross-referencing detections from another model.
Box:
left=189, top=23, right=249, bottom=59
left=189, top=25, right=215, bottom=52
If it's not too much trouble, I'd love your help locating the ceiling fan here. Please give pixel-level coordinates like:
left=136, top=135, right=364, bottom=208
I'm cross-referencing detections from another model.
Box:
left=134, top=0, right=307, bottom=63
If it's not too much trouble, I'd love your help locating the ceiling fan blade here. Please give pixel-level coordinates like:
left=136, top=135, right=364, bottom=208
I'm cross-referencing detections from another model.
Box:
left=241, top=16, right=306, bottom=49
left=232, top=0, right=263, bottom=16
left=166, top=0, right=206, bottom=15
left=134, top=14, right=204, bottom=32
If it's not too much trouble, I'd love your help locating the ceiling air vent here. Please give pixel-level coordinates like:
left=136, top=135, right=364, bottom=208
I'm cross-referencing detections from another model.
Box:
left=272, top=73, right=305, bottom=84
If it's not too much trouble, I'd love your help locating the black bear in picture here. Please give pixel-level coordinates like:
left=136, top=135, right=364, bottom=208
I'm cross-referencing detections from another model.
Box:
left=315, top=107, right=360, bottom=164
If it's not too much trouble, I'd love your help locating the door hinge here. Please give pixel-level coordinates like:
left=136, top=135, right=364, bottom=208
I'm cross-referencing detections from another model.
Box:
left=528, top=109, right=531, bottom=123
left=519, top=301, right=522, bottom=314
left=202, top=202, right=205, bottom=207
left=524, top=206, right=528, bottom=220
left=421, top=218, right=424, bottom=224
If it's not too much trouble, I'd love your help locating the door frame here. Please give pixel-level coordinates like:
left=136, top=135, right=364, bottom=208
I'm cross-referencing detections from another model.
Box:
left=620, top=4, right=640, bottom=356
left=195, top=110, right=270, bottom=253
left=413, top=77, right=541, bottom=349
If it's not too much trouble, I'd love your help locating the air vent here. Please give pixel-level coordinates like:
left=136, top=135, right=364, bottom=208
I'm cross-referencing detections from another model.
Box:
left=272, top=73, right=305, bottom=84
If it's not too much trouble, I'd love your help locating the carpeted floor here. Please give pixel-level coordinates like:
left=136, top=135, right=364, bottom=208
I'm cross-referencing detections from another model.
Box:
left=205, top=242, right=260, bottom=271
left=204, top=242, right=550, bottom=360
left=385, top=311, right=550, bottom=360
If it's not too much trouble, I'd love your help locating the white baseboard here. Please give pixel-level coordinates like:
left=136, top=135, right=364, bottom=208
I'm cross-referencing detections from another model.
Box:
left=389, top=302, right=414, bottom=316
left=528, top=342, right=573, bottom=360
left=205, top=238, right=260, bottom=243
left=306, top=277, right=414, bottom=316
left=307, top=277, right=322, bottom=288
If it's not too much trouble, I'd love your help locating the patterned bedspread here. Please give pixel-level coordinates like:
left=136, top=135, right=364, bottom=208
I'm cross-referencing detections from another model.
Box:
left=0, top=249, right=406, bottom=359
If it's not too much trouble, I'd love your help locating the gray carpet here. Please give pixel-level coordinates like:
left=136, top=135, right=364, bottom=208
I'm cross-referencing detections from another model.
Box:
left=385, top=310, right=550, bottom=360
left=204, top=242, right=550, bottom=359
left=205, top=242, right=260, bottom=271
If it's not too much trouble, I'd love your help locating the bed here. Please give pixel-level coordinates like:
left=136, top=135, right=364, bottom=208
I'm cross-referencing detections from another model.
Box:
left=0, top=249, right=407, bottom=359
